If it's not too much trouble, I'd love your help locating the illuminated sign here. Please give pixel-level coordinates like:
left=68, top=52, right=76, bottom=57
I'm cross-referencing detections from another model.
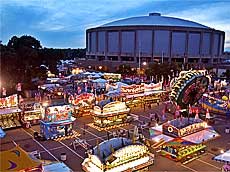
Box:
left=0, top=94, right=18, bottom=108
left=42, top=105, right=72, bottom=122
left=121, top=84, right=144, bottom=95
left=68, top=93, right=94, bottom=106
left=93, top=101, right=130, bottom=115
left=144, top=82, right=162, bottom=92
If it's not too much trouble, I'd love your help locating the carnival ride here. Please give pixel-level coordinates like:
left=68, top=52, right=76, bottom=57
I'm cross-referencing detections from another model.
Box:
left=202, top=91, right=230, bottom=115
left=170, top=70, right=209, bottom=109
left=68, top=93, right=95, bottom=117
left=150, top=70, right=221, bottom=164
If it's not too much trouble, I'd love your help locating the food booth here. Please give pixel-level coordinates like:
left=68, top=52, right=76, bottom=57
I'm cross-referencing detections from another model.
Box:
left=162, top=118, right=207, bottom=138
left=144, top=82, right=163, bottom=92
left=103, top=73, right=121, bottom=81
left=161, top=138, right=206, bottom=163
left=82, top=137, right=154, bottom=172
left=0, top=94, right=22, bottom=129
left=121, top=84, right=145, bottom=95
left=92, top=101, right=131, bottom=128
left=40, top=104, right=74, bottom=140
left=21, top=103, right=42, bottom=127
left=68, top=93, right=95, bottom=117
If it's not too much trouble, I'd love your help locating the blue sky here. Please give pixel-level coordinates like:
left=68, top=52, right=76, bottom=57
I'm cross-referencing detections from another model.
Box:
left=1, top=0, right=230, bottom=51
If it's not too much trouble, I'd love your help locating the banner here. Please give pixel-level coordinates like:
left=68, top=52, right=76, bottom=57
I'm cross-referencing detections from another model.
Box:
left=144, top=82, right=162, bottom=92
left=0, top=94, right=18, bottom=108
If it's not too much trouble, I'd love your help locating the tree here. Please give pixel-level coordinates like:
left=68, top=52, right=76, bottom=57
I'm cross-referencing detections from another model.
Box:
left=116, top=64, right=136, bottom=75
left=222, top=69, right=230, bottom=79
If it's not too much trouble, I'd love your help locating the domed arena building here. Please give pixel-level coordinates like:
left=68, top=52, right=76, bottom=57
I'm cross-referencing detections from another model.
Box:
left=84, top=13, right=225, bottom=71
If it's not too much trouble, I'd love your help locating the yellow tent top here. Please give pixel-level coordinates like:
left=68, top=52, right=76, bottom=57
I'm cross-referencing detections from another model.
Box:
left=0, top=145, right=41, bottom=171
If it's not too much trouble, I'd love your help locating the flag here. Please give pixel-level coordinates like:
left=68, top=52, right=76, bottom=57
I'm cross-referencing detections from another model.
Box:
left=85, top=83, right=88, bottom=92
left=189, top=104, right=192, bottom=114
left=2, top=88, right=6, bottom=96
left=206, top=108, right=211, bottom=119
left=16, top=83, right=22, bottom=92
left=195, top=109, right=199, bottom=119
left=77, top=86, right=81, bottom=94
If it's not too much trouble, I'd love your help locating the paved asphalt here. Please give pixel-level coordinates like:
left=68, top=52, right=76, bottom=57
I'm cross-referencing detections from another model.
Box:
left=1, top=101, right=229, bottom=172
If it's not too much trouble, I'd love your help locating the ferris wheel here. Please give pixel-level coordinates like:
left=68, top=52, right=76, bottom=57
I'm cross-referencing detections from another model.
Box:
left=170, top=71, right=209, bottom=108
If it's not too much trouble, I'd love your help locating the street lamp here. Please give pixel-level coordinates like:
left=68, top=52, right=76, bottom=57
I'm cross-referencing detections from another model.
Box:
left=220, top=149, right=224, bottom=154
left=142, top=62, right=147, bottom=66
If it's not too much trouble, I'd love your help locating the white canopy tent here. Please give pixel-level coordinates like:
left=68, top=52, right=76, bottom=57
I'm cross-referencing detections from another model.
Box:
left=214, top=150, right=230, bottom=164
left=92, top=78, right=107, bottom=83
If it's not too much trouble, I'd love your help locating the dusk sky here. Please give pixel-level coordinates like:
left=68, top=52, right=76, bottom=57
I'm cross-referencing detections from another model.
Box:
left=1, top=0, right=230, bottom=51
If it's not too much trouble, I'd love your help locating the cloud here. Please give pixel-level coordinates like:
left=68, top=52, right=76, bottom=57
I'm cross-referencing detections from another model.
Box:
left=1, top=0, right=230, bottom=49
left=166, top=1, right=230, bottom=50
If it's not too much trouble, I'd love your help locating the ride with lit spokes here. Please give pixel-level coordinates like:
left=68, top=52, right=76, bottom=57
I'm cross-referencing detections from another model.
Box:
left=170, top=70, right=209, bottom=109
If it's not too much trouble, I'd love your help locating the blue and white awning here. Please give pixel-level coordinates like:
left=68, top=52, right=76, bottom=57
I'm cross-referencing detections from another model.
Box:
left=0, top=127, right=6, bottom=138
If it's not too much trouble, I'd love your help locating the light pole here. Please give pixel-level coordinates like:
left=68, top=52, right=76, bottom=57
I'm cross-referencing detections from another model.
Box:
left=161, top=51, right=164, bottom=64
left=138, top=43, right=141, bottom=71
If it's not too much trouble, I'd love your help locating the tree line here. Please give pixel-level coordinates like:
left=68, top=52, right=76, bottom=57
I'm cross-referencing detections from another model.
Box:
left=0, top=35, right=86, bottom=93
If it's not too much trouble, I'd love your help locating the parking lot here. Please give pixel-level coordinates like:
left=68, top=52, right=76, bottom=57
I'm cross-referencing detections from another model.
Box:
left=1, top=103, right=228, bottom=171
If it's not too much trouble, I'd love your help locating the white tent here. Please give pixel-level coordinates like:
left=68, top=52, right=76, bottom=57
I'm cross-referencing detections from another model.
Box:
left=116, top=82, right=128, bottom=88
left=93, top=78, right=107, bottom=83
left=214, top=150, right=230, bottom=163
left=83, top=72, right=91, bottom=75
left=43, top=162, right=72, bottom=172
left=91, top=73, right=101, bottom=78
left=106, top=90, right=120, bottom=97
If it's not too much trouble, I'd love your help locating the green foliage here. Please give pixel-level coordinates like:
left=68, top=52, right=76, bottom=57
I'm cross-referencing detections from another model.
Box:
left=145, top=62, right=180, bottom=81
left=116, top=64, right=136, bottom=75
left=0, top=35, right=85, bottom=92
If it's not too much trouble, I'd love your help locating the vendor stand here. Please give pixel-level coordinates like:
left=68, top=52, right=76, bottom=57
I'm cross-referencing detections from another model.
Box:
left=82, top=137, right=154, bottom=172
left=162, top=117, right=207, bottom=138
left=40, top=104, right=75, bottom=140
left=124, top=91, right=162, bottom=108
left=121, top=83, right=145, bottom=95
left=161, top=138, right=206, bottom=164
left=21, top=103, right=42, bottom=128
left=92, top=101, right=131, bottom=129
left=0, top=94, right=22, bottom=129
left=68, top=93, right=95, bottom=117
left=103, top=73, right=121, bottom=81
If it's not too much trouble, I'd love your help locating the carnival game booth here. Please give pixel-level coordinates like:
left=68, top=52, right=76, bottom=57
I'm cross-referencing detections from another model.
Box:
left=161, top=138, right=206, bottom=164
left=103, top=73, right=121, bottom=82
left=0, top=94, right=22, bottom=129
left=202, top=92, right=230, bottom=115
left=0, top=145, right=42, bottom=171
left=21, top=103, right=42, bottom=128
left=82, top=137, right=154, bottom=172
left=93, top=101, right=131, bottom=129
left=92, top=78, right=107, bottom=94
left=121, top=83, right=145, bottom=95
left=38, top=84, right=64, bottom=99
left=124, top=91, right=163, bottom=108
left=68, top=93, right=95, bottom=117
left=162, top=118, right=207, bottom=138
left=40, top=104, right=74, bottom=140
left=144, top=82, right=163, bottom=92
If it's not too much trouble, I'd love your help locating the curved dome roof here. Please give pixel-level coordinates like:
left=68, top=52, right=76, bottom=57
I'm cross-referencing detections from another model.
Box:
left=100, top=13, right=209, bottom=29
